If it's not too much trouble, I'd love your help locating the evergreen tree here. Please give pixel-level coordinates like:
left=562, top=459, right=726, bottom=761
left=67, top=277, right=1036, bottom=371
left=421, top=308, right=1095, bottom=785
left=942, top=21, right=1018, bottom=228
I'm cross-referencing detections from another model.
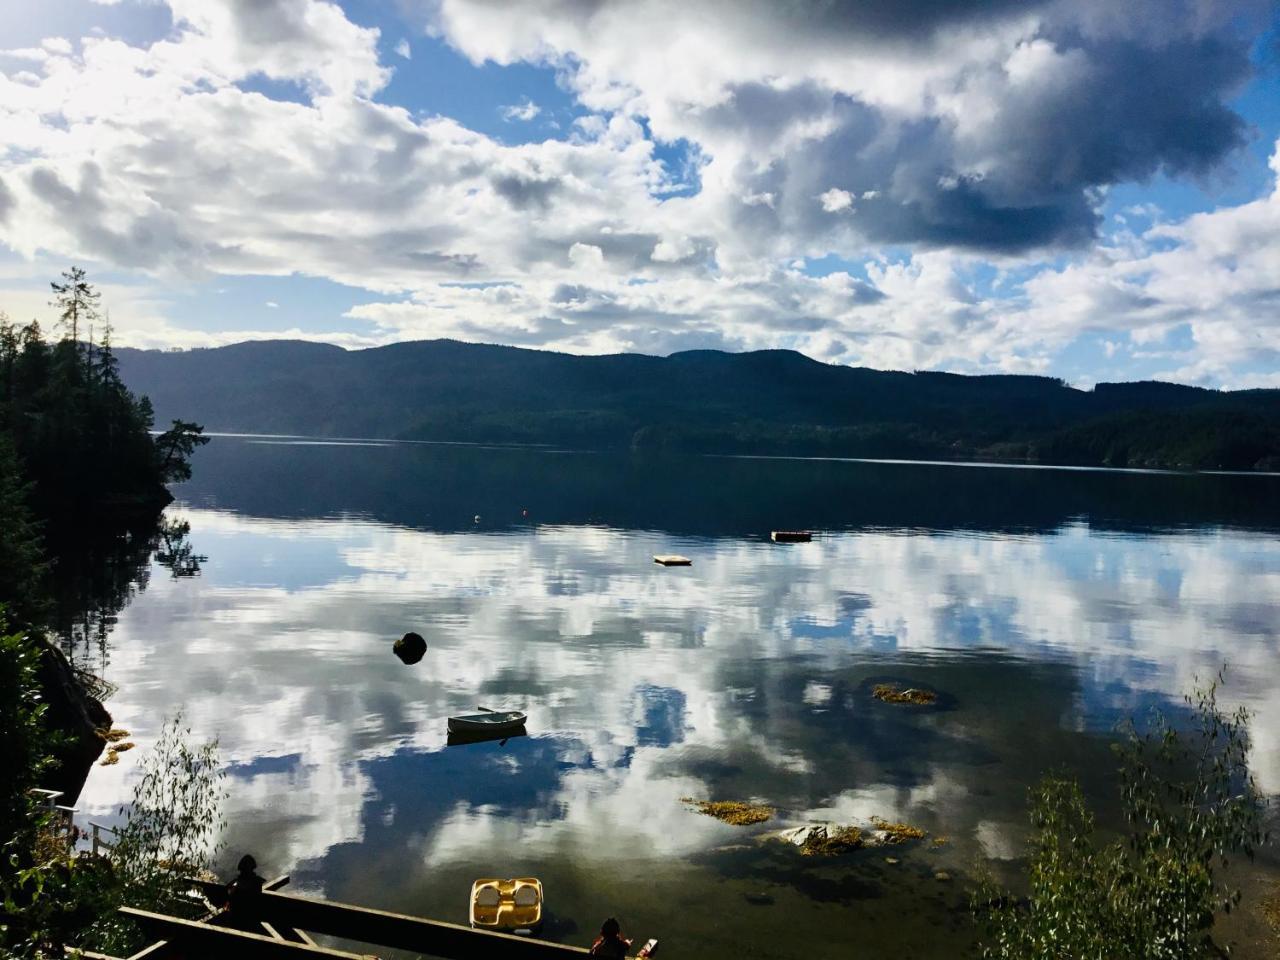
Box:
left=48, top=266, right=100, bottom=350
left=0, top=439, right=46, bottom=627
left=1, top=270, right=207, bottom=521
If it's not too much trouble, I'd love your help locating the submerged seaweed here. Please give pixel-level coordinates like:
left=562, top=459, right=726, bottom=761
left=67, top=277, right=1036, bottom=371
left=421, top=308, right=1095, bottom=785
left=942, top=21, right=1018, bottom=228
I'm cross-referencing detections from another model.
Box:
left=872, top=683, right=937, bottom=705
left=682, top=798, right=774, bottom=825
left=1263, top=884, right=1280, bottom=935
left=871, top=817, right=928, bottom=843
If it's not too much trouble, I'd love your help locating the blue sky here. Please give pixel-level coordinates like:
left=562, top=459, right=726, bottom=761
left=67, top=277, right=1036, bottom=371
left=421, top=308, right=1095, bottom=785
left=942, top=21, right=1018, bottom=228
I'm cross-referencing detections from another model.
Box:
left=0, top=0, right=1278, bottom=387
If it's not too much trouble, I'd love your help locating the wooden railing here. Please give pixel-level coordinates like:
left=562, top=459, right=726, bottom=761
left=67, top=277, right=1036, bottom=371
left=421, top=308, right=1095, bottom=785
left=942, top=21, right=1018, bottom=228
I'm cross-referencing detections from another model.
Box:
left=30, top=788, right=79, bottom=850
left=88, top=821, right=118, bottom=857
left=29, top=787, right=123, bottom=858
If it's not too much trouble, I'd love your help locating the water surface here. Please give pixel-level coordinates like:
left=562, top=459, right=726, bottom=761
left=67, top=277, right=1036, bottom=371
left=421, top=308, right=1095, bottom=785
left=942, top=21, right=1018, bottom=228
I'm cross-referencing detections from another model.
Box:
left=73, top=439, right=1280, bottom=958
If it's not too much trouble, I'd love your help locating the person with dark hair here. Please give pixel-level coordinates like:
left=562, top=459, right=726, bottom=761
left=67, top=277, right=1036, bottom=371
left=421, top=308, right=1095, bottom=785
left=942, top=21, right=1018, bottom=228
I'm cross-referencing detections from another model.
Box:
left=589, top=917, right=632, bottom=957
left=226, top=854, right=266, bottom=927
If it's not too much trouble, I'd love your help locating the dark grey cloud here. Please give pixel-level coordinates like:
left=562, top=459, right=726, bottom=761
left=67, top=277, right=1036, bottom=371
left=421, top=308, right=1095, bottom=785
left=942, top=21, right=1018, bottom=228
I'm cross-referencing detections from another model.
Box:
left=978, top=36, right=1249, bottom=195
left=491, top=173, right=560, bottom=210
left=749, top=0, right=1052, bottom=42
left=693, top=82, right=837, bottom=153
left=717, top=22, right=1252, bottom=253
left=223, top=0, right=320, bottom=46
left=454, top=0, right=1055, bottom=47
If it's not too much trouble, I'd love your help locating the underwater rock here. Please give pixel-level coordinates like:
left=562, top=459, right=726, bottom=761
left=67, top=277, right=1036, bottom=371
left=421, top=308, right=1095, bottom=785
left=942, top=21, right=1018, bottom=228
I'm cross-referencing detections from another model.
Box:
left=774, top=817, right=931, bottom=853
left=798, top=824, right=864, bottom=856
left=394, top=631, right=427, bottom=665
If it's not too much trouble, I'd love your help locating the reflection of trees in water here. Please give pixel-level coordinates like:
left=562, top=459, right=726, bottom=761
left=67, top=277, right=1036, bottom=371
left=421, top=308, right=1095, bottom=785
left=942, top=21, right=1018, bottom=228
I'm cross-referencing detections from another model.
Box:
left=45, top=514, right=204, bottom=670
left=153, top=520, right=205, bottom=579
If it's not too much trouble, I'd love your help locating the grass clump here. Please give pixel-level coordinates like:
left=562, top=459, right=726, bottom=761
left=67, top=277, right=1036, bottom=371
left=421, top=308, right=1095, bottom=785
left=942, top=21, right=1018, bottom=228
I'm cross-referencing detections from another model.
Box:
left=872, top=817, right=928, bottom=843
left=100, top=728, right=132, bottom=743
left=872, top=683, right=937, bottom=705
left=800, top=825, right=864, bottom=856
left=682, top=798, right=774, bottom=825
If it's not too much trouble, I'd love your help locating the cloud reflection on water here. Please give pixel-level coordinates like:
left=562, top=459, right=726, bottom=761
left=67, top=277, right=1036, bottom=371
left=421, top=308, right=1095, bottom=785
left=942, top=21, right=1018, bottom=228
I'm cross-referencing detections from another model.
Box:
left=75, top=503, right=1280, bottom=953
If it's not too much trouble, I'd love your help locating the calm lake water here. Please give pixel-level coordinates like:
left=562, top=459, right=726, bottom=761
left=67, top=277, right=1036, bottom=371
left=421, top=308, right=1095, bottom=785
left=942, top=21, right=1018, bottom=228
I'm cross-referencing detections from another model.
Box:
left=73, top=437, right=1280, bottom=958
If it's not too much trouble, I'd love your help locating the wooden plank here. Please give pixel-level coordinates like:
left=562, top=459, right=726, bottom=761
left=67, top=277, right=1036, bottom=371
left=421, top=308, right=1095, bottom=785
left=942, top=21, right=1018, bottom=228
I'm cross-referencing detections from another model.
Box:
left=97, top=876, right=252, bottom=960
left=124, top=939, right=180, bottom=960
left=251, top=890, right=590, bottom=960
left=251, top=883, right=316, bottom=946
left=188, top=874, right=289, bottom=903
left=277, top=925, right=319, bottom=948
left=119, top=908, right=370, bottom=960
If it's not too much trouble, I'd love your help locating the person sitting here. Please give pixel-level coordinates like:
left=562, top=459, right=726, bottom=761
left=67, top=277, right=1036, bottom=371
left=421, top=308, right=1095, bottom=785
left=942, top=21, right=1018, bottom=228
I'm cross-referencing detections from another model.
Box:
left=590, top=917, right=632, bottom=957
left=226, top=854, right=266, bottom=927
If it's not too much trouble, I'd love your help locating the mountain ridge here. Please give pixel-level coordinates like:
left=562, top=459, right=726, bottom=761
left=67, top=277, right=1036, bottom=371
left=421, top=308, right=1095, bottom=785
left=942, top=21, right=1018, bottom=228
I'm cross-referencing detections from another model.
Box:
left=115, top=339, right=1280, bottom=470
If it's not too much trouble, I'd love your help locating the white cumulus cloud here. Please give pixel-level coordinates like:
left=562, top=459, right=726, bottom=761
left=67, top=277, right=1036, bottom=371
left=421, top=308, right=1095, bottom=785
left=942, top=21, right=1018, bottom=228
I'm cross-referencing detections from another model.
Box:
left=0, top=0, right=1275, bottom=385
left=501, top=97, right=541, bottom=122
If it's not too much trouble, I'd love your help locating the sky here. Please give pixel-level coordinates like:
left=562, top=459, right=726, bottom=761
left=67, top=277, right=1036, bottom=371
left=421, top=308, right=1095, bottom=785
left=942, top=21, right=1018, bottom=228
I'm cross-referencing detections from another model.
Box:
left=0, top=0, right=1278, bottom=388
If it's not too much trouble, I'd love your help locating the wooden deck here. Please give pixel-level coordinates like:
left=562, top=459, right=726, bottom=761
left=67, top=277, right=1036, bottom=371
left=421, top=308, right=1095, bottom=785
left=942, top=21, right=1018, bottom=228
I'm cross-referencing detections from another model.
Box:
left=101, top=877, right=593, bottom=960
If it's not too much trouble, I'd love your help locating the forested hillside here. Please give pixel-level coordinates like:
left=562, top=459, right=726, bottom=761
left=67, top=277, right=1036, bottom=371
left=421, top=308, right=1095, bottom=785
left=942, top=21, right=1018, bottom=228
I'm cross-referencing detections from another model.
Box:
left=116, top=339, right=1280, bottom=471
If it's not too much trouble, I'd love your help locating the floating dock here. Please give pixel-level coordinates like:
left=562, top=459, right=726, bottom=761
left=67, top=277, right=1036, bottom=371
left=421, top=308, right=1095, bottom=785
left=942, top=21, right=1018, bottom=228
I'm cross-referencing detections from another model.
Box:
left=770, top=531, right=812, bottom=543
left=653, top=555, right=692, bottom=566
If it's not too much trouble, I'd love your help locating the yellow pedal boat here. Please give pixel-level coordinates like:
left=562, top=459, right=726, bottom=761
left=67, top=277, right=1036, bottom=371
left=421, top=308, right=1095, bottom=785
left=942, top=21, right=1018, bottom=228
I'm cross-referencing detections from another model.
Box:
left=469, top=877, right=543, bottom=934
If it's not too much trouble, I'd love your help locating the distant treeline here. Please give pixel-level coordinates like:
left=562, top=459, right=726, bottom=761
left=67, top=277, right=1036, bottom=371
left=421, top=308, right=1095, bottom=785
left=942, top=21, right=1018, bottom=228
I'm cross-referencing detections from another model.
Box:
left=115, top=338, right=1280, bottom=471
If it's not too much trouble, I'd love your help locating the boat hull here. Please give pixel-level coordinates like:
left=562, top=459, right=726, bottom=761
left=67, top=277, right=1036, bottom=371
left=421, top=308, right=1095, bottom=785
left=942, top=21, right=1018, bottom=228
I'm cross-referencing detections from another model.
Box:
left=447, top=726, right=528, bottom=747
left=447, top=711, right=527, bottom=734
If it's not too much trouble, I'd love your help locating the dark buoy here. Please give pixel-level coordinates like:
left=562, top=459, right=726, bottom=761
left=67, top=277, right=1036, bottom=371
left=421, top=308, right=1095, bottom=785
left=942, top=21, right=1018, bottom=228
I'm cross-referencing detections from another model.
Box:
left=394, top=631, right=427, bottom=665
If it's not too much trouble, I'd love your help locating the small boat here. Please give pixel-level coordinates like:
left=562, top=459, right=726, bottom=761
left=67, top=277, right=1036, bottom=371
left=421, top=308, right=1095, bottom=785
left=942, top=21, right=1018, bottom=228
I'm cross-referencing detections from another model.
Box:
left=447, top=726, right=528, bottom=748
left=654, top=554, right=692, bottom=566
left=771, top=531, right=812, bottom=543
left=447, top=709, right=527, bottom=734
left=470, top=877, right=543, bottom=934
